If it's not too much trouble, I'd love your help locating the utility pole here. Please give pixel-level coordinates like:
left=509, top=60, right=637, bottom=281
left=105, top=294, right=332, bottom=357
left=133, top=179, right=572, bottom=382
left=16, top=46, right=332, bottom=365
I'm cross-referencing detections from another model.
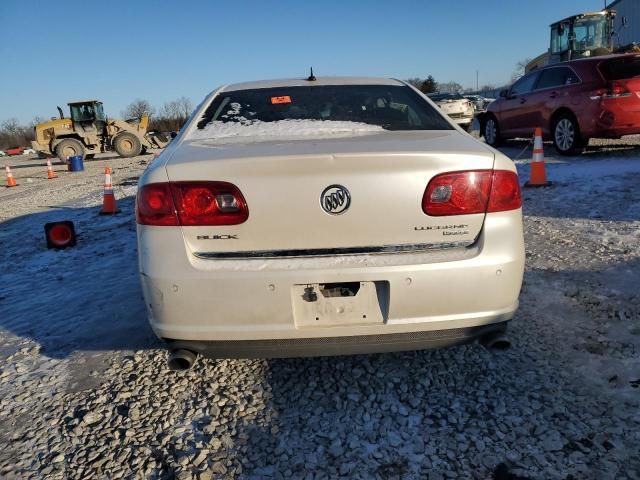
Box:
left=476, top=70, right=479, bottom=91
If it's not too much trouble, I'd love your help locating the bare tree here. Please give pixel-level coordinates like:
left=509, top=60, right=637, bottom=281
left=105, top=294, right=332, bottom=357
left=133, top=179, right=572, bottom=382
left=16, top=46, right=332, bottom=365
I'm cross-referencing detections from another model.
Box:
left=152, top=97, right=193, bottom=133
left=30, top=116, right=45, bottom=128
left=0, top=118, right=35, bottom=149
left=1, top=118, right=20, bottom=136
left=438, top=81, right=463, bottom=94
left=176, top=97, right=193, bottom=118
left=511, top=57, right=533, bottom=82
left=405, top=78, right=424, bottom=89
left=122, top=99, right=155, bottom=120
left=160, top=100, right=181, bottom=119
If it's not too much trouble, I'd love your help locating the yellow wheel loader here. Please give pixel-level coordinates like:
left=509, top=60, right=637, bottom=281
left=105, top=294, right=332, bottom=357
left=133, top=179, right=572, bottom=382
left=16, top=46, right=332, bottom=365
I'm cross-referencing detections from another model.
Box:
left=31, top=100, right=169, bottom=163
left=525, top=9, right=640, bottom=74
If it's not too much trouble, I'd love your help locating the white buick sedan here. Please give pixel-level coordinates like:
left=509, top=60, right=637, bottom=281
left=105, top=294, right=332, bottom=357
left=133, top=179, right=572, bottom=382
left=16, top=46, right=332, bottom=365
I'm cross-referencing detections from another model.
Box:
left=136, top=77, right=524, bottom=370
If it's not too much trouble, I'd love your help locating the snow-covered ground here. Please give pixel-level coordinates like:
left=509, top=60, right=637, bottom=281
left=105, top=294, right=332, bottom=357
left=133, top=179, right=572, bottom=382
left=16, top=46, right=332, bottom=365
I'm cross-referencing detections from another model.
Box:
left=1, top=140, right=639, bottom=479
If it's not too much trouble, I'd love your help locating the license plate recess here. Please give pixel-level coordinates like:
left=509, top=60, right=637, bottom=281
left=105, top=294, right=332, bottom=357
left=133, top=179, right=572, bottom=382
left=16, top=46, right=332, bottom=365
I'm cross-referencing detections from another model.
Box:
left=291, top=281, right=389, bottom=328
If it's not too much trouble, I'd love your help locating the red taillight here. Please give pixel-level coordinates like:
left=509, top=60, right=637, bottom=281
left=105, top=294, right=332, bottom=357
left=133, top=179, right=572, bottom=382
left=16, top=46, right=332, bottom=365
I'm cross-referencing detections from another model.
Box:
left=609, top=82, right=629, bottom=96
left=171, top=181, right=248, bottom=226
left=422, top=170, right=521, bottom=216
left=423, top=171, right=491, bottom=216
left=487, top=170, right=522, bottom=212
left=136, top=182, right=248, bottom=226
left=591, top=82, right=632, bottom=100
left=137, top=183, right=179, bottom=226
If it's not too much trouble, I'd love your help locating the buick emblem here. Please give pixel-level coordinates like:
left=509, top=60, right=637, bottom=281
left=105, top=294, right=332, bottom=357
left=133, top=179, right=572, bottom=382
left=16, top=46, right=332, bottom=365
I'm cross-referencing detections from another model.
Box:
left=320, top=185, right=351, bottom=215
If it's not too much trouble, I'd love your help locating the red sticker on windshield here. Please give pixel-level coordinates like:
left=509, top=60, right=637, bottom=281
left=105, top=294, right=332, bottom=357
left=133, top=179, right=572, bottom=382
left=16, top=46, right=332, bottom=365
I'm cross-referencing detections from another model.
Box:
left=271, top=96, right=291, bottom=104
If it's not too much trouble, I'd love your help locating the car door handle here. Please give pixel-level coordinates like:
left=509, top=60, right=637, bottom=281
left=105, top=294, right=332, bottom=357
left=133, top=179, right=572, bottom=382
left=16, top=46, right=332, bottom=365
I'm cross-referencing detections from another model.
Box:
left=519, top=98, right=526, bottom=104
left=550, top=91, right=558, bottom=98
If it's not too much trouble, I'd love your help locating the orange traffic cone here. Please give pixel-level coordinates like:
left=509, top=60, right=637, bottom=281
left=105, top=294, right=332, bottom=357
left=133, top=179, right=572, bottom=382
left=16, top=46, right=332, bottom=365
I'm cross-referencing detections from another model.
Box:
left=46, top=159, right=58, bottom=179
left=525, top=127, right=552, bottom=188
left=99, top=166, right=119, bottom=214
left=5, top=165, right=17, bottom=187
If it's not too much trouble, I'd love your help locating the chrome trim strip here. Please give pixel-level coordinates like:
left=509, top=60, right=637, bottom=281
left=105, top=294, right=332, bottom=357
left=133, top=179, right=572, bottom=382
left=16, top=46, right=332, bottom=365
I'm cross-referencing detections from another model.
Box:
left=193, top=241, right=474, bottom=259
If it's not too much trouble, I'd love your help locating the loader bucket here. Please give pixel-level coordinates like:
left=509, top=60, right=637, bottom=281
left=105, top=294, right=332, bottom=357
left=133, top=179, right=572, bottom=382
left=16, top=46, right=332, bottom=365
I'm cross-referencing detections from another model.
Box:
left=147, top=132, right=170, bottom=149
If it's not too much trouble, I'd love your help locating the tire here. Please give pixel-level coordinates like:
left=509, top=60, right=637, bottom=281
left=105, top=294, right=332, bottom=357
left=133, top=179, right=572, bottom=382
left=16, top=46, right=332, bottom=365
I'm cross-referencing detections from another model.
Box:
left=85, top=154, right=95, bottom=160
left=113, top=132, right=142, bottom=157
left=483, top=115, right=502, bottom=147
left=552, top=113, right=584, bottom=156
left=55, top=138, right=85, bottom=164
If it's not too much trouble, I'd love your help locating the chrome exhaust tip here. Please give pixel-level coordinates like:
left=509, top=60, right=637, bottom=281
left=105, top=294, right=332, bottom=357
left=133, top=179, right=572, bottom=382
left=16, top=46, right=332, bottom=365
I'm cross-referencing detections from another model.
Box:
left=168, top=349, right=198, bottom=371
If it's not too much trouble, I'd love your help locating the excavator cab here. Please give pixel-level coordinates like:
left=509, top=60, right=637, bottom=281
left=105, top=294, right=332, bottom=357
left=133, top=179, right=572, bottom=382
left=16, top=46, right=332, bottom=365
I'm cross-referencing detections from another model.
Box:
left=526, top=9, right=619, bottom=74
left=549, top=12, right=614, bottom=63
left=68, top=100, right=106, bottom=131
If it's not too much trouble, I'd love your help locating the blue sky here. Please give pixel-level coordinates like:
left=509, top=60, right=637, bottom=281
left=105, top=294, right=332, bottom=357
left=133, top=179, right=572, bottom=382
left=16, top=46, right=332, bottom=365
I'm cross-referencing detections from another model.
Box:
left=0, top=0, right=608, bottom=123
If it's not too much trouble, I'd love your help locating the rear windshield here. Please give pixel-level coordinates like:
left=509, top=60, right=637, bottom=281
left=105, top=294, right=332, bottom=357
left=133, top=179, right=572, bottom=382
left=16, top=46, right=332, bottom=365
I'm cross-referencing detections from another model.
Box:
left=195, top=85, right=453, bottom=135
left=599, top=56, right=640, bottom=80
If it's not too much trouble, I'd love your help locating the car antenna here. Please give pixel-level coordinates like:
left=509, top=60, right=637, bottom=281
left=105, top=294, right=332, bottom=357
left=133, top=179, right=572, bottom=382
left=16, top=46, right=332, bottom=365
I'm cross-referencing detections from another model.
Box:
left=307, top=67, right=317, bottom=82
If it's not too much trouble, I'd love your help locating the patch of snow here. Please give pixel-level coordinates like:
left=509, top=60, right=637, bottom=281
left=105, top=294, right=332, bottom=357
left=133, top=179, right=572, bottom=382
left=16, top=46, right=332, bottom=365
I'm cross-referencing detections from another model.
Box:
left=188, top=119, right=385, bottom=142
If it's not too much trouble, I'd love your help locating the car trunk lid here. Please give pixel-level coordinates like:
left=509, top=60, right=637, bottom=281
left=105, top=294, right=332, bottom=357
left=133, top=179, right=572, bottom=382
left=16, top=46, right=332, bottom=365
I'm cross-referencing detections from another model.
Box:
left=599, top=55, right=640, bottom=99
left=165, top=130, right=495, bottom=256
left=437, top=101, right=470, bottom=115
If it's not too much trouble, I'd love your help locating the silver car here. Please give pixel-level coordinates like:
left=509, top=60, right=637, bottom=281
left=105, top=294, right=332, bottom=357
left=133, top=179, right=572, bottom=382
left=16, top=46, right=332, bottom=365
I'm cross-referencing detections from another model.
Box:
left=136, top=77, right=524, bottom=369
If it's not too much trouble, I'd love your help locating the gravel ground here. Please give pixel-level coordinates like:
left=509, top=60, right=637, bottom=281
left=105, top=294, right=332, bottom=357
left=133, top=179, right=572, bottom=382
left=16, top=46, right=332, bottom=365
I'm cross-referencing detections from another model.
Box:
left=1, top=141, right=639, bottom=479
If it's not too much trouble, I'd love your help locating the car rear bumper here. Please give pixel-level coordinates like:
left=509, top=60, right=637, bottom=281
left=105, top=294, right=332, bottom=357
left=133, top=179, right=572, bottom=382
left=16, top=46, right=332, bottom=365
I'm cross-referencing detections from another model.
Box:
left=589, top=125, right=640, bottom=138
left=448, top=115, right=474, bottom=126
left=165, top=321, right=509, bottom=358
left=581, top=100, right=640, bottom=138
left=137, top=209, right=524, bottom=355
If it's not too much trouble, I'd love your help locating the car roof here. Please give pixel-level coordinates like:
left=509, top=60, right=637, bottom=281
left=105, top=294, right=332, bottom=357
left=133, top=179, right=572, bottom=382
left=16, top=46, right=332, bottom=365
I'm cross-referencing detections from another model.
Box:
left=556, top=52, right=640, bottom=67
left=222, top=76, right=405, bottom=92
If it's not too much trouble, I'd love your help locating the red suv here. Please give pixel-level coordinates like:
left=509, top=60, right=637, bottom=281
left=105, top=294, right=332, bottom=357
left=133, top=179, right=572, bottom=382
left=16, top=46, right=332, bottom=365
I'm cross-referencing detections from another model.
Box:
left=480, top=53, right=640, bottom=155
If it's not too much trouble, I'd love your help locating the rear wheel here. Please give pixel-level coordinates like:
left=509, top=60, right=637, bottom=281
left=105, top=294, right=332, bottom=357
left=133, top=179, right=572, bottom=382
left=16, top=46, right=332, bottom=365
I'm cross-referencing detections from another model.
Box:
left=55, top=138, right=85, bottom=164
left=113, top=133, right=142, bottom=157
left=483, top=115, right=502, bottom=147
left=553, top=113, right=584, bottom=156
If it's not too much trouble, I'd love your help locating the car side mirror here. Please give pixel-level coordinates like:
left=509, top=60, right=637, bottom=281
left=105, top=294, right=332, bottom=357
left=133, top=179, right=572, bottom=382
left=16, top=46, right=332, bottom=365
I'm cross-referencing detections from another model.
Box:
left=499, top=89, right=508, bottom=98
